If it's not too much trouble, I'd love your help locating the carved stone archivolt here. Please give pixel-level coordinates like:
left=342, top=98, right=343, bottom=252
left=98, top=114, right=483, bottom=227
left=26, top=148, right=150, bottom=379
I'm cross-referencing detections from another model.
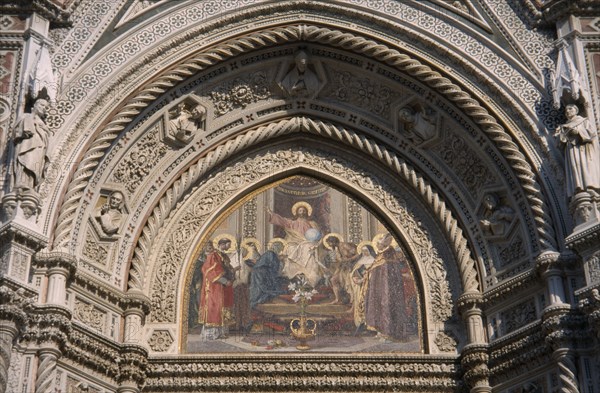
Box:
left=50, top=24, right=557, bottom=264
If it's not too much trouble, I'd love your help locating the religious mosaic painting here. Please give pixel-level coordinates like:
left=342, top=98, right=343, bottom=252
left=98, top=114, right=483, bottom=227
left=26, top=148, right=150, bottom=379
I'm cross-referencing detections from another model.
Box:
left=184, top=176, right=421, bottom=353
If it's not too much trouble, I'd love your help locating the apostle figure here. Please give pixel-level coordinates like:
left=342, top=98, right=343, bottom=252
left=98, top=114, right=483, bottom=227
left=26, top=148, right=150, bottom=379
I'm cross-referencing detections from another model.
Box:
left=248, top=244, right=286, bottom=309
left=364, top=233, right=409, bottom=341
left=555, top=104, right=600, bottom=198
left=12, top=98, right=52, bottom=192
left=97, top=191, right=125, bottom=236
left=268, top=201, right=323, bottom=286
left=189, top=241, right=214, bottom=328
left=280, top=51, right=319, bottom=98
left=199, top=238, right=236, bottom=340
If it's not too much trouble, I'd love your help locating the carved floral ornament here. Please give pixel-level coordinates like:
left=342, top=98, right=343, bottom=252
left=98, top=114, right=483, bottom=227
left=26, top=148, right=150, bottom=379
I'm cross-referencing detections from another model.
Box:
left=49, top=24, right=556, bottom=262
left=142, top=143, right=467, bottom=340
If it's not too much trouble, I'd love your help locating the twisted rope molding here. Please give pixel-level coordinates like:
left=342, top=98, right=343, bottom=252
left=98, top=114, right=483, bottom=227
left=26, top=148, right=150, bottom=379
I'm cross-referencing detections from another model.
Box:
left=52, top=24, right=556, bottom=256
left=53, top=26, right=303, bottom=248
left=130, top=117, right=479, bottom=296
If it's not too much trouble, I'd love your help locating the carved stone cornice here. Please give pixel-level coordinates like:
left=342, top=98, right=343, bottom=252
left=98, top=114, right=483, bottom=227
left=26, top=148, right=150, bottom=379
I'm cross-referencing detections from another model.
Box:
left=63, top=324, right=120, bottom=379
left=0, top=0, right=70, bottom=27
left=21, top=304, right=72, bottom=349
left=72, top=270, right=125, bottom=306
left=577, top=283, right=600, bottom=337
left=34, top=251, right=77, bottom=280
left=145, top=356, right=461, bottom=392
left=566, top=221, right=600, bottom=254
left=482, top=271, right=537, bottom=308
left=0, top=277, right=36, bottom=331
left=488, top=323, right=550, bottom=384
left=118, top=344, right=148, bottom=387
left=542, top=0, right=600, bottom=24
left=0, top=220, right=48, bottom=251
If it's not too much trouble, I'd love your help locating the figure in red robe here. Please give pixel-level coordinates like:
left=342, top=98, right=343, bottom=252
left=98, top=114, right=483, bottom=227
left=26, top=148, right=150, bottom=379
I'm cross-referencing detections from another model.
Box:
left=199, top=238, right=236, bottom=340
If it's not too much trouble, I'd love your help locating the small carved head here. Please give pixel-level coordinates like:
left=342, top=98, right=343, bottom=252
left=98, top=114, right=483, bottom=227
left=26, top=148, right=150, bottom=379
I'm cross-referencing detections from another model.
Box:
left=482, top=193, right=499, bottom=211
left=565, top=104, right=579, bottom=119
left=33, top=99, right=50, bottom=117
left=398, top=107, right=416, bottom=123
left=191, top=104, right=206, bottom=121
left=295, top=51, right=309, bottom=72
left=108, top=191, right=125, bottom=211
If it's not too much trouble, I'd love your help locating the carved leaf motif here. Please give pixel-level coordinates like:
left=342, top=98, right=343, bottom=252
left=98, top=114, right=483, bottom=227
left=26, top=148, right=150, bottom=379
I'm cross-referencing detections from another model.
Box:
left=210, top=71, right=271, bottom=117
left=112, top=126, right=172, bottom=194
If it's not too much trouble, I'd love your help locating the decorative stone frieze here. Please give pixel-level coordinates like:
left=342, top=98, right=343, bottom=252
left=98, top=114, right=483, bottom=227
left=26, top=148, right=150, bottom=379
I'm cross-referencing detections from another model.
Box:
left=145, top=357, right=461, bottom=392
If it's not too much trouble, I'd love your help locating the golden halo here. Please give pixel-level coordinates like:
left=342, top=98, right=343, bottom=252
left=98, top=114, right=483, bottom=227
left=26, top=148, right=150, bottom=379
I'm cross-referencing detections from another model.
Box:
left=267, top=237, right=288, bottom=253
left=213, top=233, right=237, bottom=252
left=356, top=240, right=374, bottom=255
left=322, top=232, right=343, bottom=250
left=371, top=233, right=398, bottom=252
left=241, top=237, right=262, bottom=256
left=291, top=201, right=312, bottom=217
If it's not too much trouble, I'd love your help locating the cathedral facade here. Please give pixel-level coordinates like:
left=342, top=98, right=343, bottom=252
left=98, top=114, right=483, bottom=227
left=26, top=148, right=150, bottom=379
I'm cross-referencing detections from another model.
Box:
left=1, top=0, right=600, bottom=392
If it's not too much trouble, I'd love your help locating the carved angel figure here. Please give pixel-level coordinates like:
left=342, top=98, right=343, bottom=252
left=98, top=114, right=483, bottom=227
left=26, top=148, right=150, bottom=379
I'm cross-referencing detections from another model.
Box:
left=554, top=104, right=600, bottom=198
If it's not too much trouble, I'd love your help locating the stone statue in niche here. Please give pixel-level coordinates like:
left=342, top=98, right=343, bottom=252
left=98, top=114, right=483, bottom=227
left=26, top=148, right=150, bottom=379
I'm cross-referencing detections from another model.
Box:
left=11, top=98, right=52, bottom=193
left=96, top=191, right=125, bottom=236
left=279, top=51, right=320, bottom=98
left=168, top=102, right=206, bottom=144
left=479, top=193, right=514, bottom=237
left=398, top=106, right=438, bottom=143
left=554, top=104, right=600, bottom=198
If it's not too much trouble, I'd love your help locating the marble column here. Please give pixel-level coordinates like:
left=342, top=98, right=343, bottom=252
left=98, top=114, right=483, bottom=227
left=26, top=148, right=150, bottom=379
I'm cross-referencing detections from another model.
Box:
left=458, top=291, right=491, bottom=393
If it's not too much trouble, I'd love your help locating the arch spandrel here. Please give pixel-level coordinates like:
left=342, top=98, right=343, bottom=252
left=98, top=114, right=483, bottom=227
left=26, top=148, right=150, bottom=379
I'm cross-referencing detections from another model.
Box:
left=139, top=144, right=465, bottom=355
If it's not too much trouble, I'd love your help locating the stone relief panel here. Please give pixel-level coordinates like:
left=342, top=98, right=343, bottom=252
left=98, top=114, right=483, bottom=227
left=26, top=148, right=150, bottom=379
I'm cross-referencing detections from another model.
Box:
left=164, top=96, right=207, bottom=146
left=147, top=329, right=175, bottom=352
left=432, top=132, right=498, bottom=200
left=111, top=122, right=173, bottom=195
left=73, top=298, right=107, bottom=335
left=208, top=70, right=272, bottom=117
left=493, top=298, right=537, bottom=338
left=81, top=229, right=110, bottom=269
left=88, top=190, right=128, bottom=240
left=321, top=67, right=399, bottom=119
